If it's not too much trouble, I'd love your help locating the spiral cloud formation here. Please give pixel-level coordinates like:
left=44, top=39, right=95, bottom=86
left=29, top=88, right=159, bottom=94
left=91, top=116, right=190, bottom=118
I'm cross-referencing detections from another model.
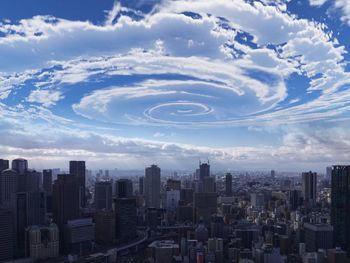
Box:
left=0, top=0, right=350, bottom=170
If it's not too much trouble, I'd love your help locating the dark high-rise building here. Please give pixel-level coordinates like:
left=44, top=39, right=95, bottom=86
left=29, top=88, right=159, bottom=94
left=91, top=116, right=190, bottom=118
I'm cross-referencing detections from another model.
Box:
left=94, top=210, right=116, bottom=245
left=180, top=188, right=194, bottom=205
left=0, top=208, right=14, bottom=261
left=69, top=161, right=86, bottom=208
left=11, top=158, right=28, bottom=175
left=115, top=198, right=137, bottom=242
left=12, top=192, right=46, bottom=255
left=225, top=173, right=232, bottom=197
left=289, top=189, right=302, bottom=211
left=166, top=179, right=181, bottom=191
left=145, top=165, right=161, bottom=208
left=0, top=159, right=9, bottom=172
left=139, top=176, right=144, bottom=195
left=193, top=192, right=217, bottom=225
left=115, top=179, right=133, bottom=198
left=203, top=176, right=215, bottom=193
left=23, top=169, right=40, bottom=193
left=331, top=165, right=350, bottom=254
left=199, top=162, right=210, bottom=181
left=304, top=223, right=333, bottom=252
left=43, top=169, right=53, bottom=194
left=53, top=174, right=80, bottom=251
left=302, top=171, right=317, bottom=206
left=0, top=169, right=18, bottom=208
left=94, top=181, right=112, bottom=210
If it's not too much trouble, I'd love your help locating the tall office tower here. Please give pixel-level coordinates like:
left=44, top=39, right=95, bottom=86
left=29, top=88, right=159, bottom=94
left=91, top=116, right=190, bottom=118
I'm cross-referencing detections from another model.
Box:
left=145, top=165, right=161, bottom=208
left=0, top=209, right=14, bottom=261
left=139, top=176, right=144, bottom=195
left=211, top=214, right=224, bottom=238
left=326, top=167, right=332, bottom=181
left=23, top=170, right=40, bottom=192
left=193, top=192, right=217, bottom=225
left=225, top=173, right=233, bottom=196
left=115, top=179, right=133, bottom=198
left=115, top=198, right=137, bottom=242
left=25, top=223, right=59, bottom=260
left=304, top=223, right=333, bottom=252
left=43, top=169, right=53, bottom=194
left=331, top=165, right=350, bottom=254
left=166, top=190, right=180, bottom=212
left=302, top=171, right=317, bottom=206
left=289, top=189, right=302, bottom=211
left=53, top=174, right=80, bottom=252
left=13, top=191, right=46, bottom=256
left=69, top=161, right=86, bottom=208
left=94, top=210, right=116, bottom=245
left=203, top=176, right=215, bottom=193
left=11, top=158, right=28, bottom=175
left=199, top=162, right=210, bottom=181
left=0, top=169, right=18, bottom=208
left=180, top=188, right=194, bottom=205
left=0, top=159, right=9, bottom=172
left=94, top=181, right=112, bottom=210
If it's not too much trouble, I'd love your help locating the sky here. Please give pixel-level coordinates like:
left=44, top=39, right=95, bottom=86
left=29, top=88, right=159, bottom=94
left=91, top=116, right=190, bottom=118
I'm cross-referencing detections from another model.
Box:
left=1, top=0, right=350, bottom=172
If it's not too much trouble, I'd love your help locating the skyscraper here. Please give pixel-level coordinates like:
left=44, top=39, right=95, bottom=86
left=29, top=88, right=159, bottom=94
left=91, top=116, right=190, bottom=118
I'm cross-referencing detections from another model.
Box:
left=13, top=192, right=46, bottom=256
left=302, top=171, right=317, bottom=206
left=11, top=158, right=28, bottom=175
left=331, top=165, right=350, bottom=254
left=0, top=208, right=14, bottom=262
left=199, top=162, right=210, bottom=181
left=115, top=179, right=133, bottom=198
left=115, top=198, right=137, bottom=242
left=145, top=165, right=161, bottom=208
left=0, top=159, right=9, bottom=172
left=139, top=176, right=144, bottom=195
left=94, top=181, right=112, bottom=210
left=193, top=192, right=217, bottom=225
left=69, top=161, right=86, bottom=208
left=52, top=174, right=80, bottom=251
left=0, top=169, right=18, bottom=208
left=43, top=169, right=53, bottom=194
left=225, top=173, right=232, bottom=197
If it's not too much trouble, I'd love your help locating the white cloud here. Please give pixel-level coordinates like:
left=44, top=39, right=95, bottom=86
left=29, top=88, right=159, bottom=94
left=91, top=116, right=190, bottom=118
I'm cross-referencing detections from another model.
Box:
left=309, top=0, right=328, bottom=6
left=27, top=89, right=63, bottom=107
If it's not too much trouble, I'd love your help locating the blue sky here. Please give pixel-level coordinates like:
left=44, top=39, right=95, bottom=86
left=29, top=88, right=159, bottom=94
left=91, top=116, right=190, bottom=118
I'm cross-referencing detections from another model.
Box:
left=1, top=0, right=350, bottom=171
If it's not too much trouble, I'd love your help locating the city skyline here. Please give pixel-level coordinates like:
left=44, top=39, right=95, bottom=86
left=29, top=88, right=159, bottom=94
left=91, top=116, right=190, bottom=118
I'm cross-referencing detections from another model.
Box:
left=1, top=0, right=350, bottom=170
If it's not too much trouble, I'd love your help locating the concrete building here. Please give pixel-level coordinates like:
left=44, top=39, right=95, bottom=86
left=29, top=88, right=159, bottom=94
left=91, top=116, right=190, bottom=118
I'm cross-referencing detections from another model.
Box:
left=0, top=208, right=14, bottom=261
left=304, top=223, right=333, bottom=252
left=52, top=174, right=80, bottom=252
left=0, top=169, right=18, bottom=208
left=148, top=240, right=179, bottom=263
left=166, top=190, right=180, bottom=212
left=69, top=161, right=86, bottom=208
left=225, top=173, right=233, bottom=197
left=145, top=165, right=161, bottom=208
left=94, top=210, right=116, bottom=245
left=302, top=171, right=317, bottom=207
left=115, top=198, right=137, bottom=242
left=193, top=192, right=217, bottom=225
left=25, top=223, right=59, bottom=260
left=94, top=181, right=112, bottom=210
left=0, top=159, right=9, bottom=172
left=115, top=179, right=133, bottom=198
left=65, top=218, right=95, bottom=255
left=331, top=165, right=350, bottom=254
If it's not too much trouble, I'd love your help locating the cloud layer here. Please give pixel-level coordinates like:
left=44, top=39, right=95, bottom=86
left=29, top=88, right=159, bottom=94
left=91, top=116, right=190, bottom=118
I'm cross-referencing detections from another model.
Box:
left=0, top=0, right=350, bottom=170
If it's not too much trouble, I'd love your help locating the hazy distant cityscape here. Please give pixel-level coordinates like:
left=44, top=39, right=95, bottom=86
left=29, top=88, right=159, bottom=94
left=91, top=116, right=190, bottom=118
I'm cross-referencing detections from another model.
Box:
left=0, top=158, right=348, bottom=263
